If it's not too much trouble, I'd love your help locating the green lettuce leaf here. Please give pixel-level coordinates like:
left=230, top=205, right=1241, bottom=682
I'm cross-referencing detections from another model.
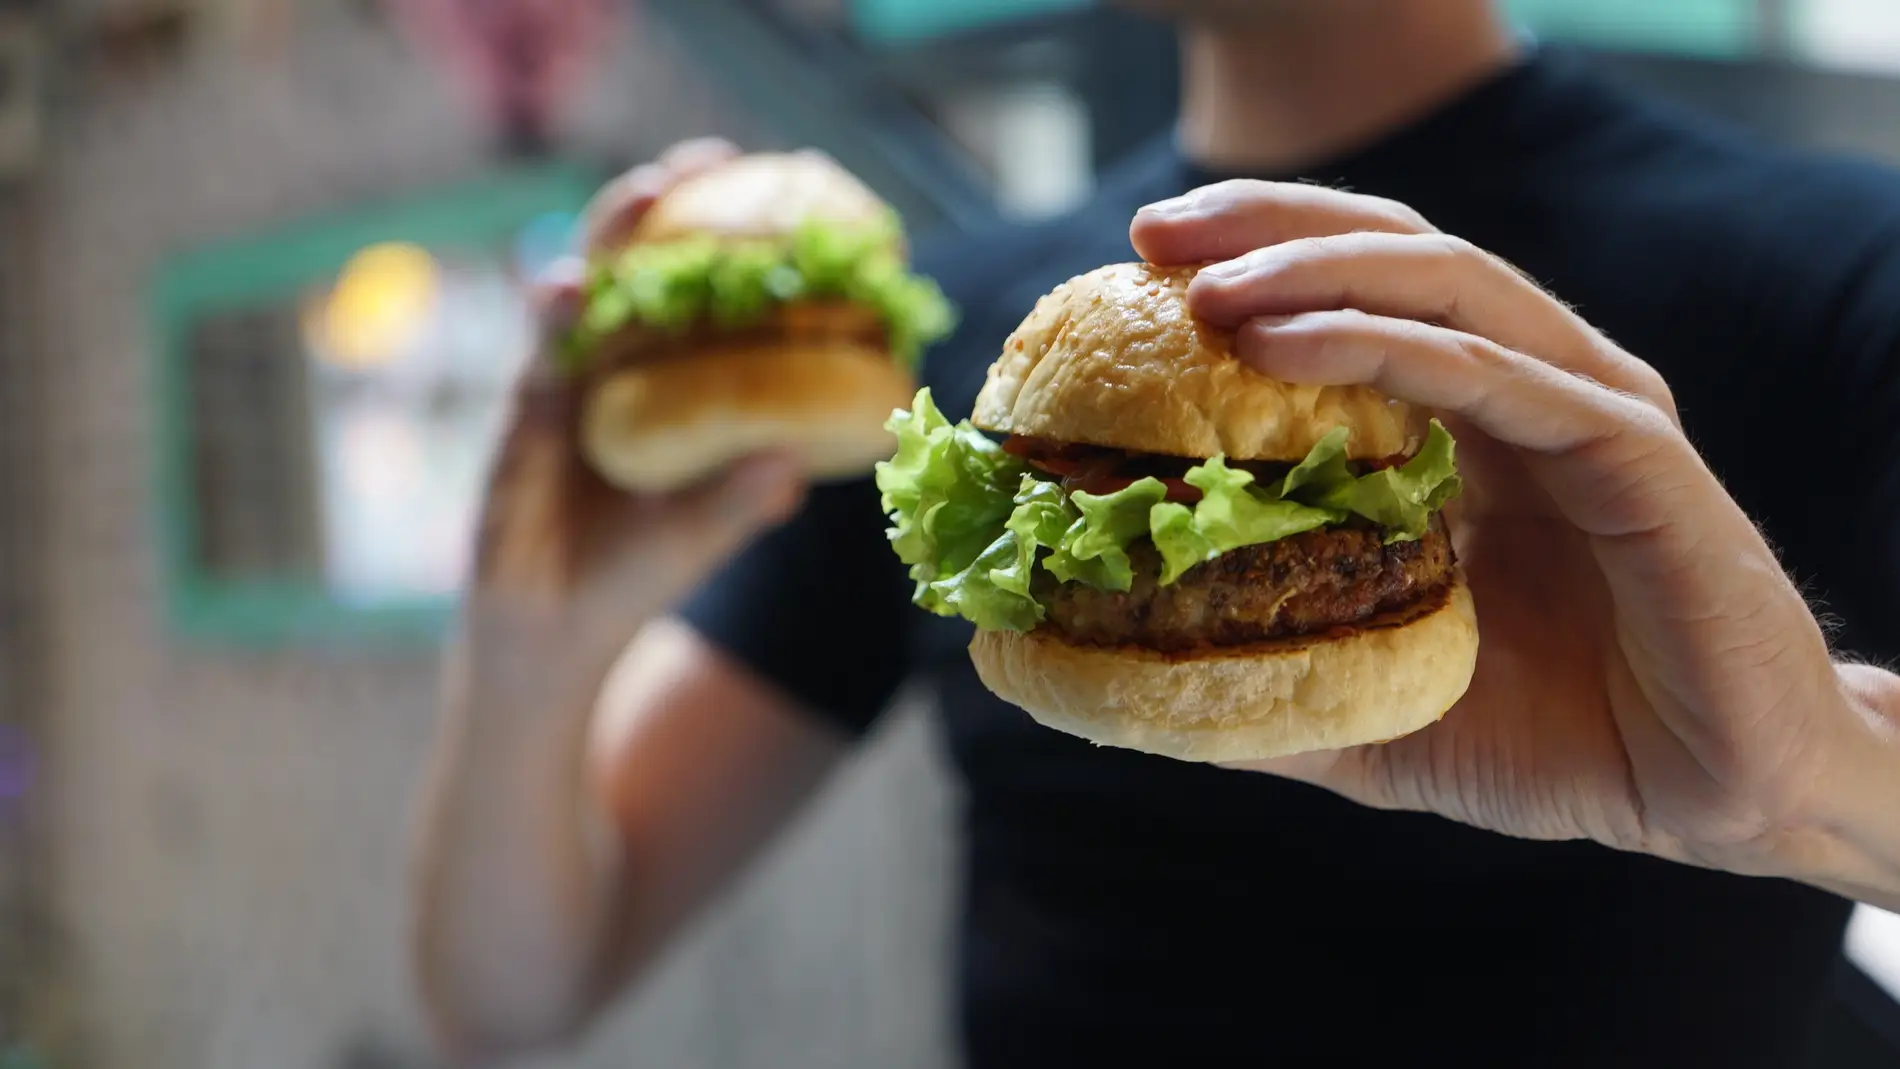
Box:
left=1276, top=427, right=1355, bottom=500
left=1152, top=457, right=1345, bottom=584
left=1147, top=502, right=1217, bottom=586
left=707, top=240, right=803, bottom=326
left=874, top=389, right=1024, bottom=615
left=1006, top=475, right=1078, bottom=551
left=566, top=216, right=956, bottom=371
left=922, top=476, right=1075, bottom=632
left=875, top=391, right=1464, bottom=632
left=926, top=529, right=1042, bottom=632
left=1283, top=421, right=1462, bottom=542
left=1045, top=479, right=1169, bottom=592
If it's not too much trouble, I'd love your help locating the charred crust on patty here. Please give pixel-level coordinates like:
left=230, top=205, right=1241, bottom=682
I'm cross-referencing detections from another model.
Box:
left=1033, top=515, right=1455, bottom=652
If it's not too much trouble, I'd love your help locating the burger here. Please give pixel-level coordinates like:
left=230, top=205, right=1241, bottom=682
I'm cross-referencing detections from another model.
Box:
left=562, top=151, right=956, bottom=493
left=876, top=263, right=1478, bottom=763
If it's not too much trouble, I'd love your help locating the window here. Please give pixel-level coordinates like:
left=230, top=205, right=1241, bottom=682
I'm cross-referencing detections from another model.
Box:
left=150, top=164, right=597, bottom=644
left=1508, top=0, right=1900, bottom=73
left=1505, top=0, right=1761, bottom=57
left=849, top=0, right=1087, bottom=45
left=1794, top=0, right=1900, bottom=74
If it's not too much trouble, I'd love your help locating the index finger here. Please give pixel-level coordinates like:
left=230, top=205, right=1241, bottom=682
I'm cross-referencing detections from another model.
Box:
left=1131, top=180, right=1435, bottom=266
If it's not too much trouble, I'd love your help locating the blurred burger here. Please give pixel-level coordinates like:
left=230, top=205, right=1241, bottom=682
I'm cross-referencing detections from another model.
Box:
left=877, top=263, right=1478, bottom=763
left=564, top=151, right=955, bottom=493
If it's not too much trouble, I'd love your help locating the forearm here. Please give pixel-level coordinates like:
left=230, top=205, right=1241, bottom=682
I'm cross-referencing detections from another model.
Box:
left=410, top=619, right=627, bottom=1062
left=1805, top=663, right=1900, bottom=912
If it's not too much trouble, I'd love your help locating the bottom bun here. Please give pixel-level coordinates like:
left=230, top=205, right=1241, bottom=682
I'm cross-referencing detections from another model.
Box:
left=580, top=341, right=915, bottom=494
left=969, top=575, right=1479, bottom=763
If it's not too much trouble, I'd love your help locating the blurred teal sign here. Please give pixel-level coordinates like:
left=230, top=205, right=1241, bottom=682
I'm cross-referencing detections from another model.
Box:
left=852, top=0, right=1760, bottom=55
left=1505, top=0, right=1758, bottom=57
left=852, top=0, right=1089, bottom=44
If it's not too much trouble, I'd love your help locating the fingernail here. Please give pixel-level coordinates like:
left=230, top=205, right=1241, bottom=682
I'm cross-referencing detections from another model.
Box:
left=1137, top=194, right=1197, bottom=219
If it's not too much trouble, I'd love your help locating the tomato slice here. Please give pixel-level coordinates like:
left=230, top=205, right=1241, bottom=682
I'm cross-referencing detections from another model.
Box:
left=1161, top=477, right=1203, bottom=503
left=1007, top=436, right=1203, bottom=502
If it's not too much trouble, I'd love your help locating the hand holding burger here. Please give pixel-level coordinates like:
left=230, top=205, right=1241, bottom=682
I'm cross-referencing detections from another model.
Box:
left=880, top=178, right=1900, bottom=912
left=880, top=263, right=1477, bottom=762
left=471, top=139, right=951, bottom=646
left=567, top=147, right=954, bottom=494
left=1127, top=179, right=1900, bottom=908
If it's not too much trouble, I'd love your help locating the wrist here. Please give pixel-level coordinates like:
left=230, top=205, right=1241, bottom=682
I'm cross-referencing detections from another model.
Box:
left=1788, top=664, right=1900, bottom=908
left=450, top=595, right=641, bottom=727
left=460, top=587, right=647, bottom=675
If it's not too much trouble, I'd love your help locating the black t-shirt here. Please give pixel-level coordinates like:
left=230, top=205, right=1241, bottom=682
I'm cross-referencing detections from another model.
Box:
left=681, top=49, right=1900, bottom=1067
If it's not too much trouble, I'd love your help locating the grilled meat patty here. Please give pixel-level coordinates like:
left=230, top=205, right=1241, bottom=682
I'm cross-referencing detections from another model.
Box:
left=587, top=300, right=888, bottom=375
left=1035, top=517, right=1454, bottom=651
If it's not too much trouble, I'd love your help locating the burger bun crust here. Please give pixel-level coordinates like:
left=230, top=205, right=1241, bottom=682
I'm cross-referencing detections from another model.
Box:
left=580, top=152, right=915, bottom=493
left=580, top=342, right=914, bottom=494
left=974, top=262, right=1423, bottom=461
left=630, top=151, right=897, bottom=247
left=969, top=574, right=1479, bottom=763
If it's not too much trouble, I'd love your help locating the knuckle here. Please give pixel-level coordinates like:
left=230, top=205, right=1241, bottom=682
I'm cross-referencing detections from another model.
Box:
left=1297, top=307, right=1380, bottom=336
left=1247, top=234, right=1332, bottom=272
left=1581, top=391, right=1681, bottom=463
left=1189, top=178, right=1290, bottom=218
left=660, top=136, right=737, bottom=167
left=599, top=163, right=665, bottom=207
left=1612, top=392, right=1682, bottom=442
left=1424, top=231, right=1487, bottom=268
left=1447, top=326, right=1509, bottom=366
left=1207, top=177, right=1274, bottom=202
left=1564, top=394, right=1696, bottom=528
left=1633, top=363, right=1679, bottom=416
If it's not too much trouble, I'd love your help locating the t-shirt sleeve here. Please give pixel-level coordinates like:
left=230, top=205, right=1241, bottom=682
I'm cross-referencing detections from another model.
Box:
left=675, top=473, right=915, bottom=737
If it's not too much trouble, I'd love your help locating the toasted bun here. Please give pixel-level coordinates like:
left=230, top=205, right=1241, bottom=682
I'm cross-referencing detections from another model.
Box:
left=969, top=575, right=1478, bottom=763
left=580, top=153, right=915, bottom=492
left=631, top=151, right=898, bottom=248
left=581, top=342, right=915, bottom=493
left=973, top=262, right=1423, bottom=461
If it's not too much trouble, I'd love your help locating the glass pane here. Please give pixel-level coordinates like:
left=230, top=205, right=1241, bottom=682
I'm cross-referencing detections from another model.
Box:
left=299, top=240, right=540, bottom=607
left=1504, top=0, right=1759, bottom=57
left=1794, top=0, right=1900, bottom=74
left=850, top=0, right=1088, bottom=44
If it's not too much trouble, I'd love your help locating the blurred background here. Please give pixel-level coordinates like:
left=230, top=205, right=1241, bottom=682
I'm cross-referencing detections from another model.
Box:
left=2, top=1, right=1900, bottom=1067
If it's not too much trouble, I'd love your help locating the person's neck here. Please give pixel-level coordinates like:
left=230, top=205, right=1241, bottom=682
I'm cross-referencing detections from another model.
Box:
left=1177, top=1, right=1520, bottom=174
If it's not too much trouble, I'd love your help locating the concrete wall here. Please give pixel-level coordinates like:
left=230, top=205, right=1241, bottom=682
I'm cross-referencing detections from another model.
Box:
left=28, top=7, right=956, bottom=1068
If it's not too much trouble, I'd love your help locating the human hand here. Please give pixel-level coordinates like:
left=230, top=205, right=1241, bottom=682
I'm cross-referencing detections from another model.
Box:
left=1130, top=180, right=1899, bottom=896
left=469, top=138, right=805, bottom=656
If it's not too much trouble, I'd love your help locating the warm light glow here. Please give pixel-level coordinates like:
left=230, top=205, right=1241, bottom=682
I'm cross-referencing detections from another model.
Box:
left=312, top=242, right=440, bottom=369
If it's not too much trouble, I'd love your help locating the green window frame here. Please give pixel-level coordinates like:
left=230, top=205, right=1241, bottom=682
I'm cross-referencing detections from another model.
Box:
left=148, top=162, right=599, bottom=647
